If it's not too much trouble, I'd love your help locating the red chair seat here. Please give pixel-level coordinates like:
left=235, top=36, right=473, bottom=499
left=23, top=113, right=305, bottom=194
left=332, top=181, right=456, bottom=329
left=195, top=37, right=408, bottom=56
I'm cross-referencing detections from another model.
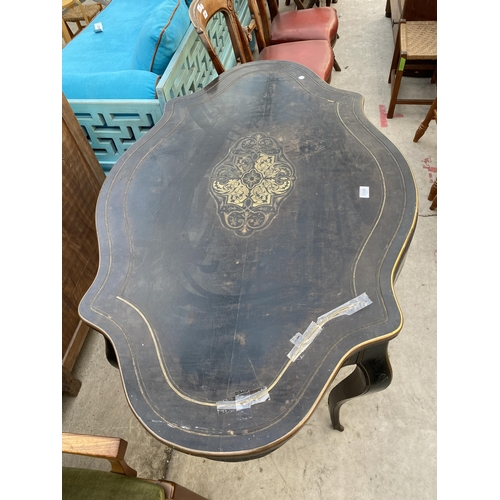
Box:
left=270, top=8, right=339, bottom=45
left=259, top=40, right=334, bottom=82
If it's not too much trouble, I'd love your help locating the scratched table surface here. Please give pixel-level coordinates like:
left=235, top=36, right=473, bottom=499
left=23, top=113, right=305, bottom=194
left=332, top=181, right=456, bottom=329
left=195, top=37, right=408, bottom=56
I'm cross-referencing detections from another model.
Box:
left=79, top=60, right=417, bottom=461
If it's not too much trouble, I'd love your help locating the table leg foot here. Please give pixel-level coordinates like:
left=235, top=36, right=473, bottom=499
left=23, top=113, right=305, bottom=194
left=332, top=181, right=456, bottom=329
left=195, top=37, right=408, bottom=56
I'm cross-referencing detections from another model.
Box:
left=328, top=343, right=392, bottom=431
left=62, top=365, right=82, bottom=396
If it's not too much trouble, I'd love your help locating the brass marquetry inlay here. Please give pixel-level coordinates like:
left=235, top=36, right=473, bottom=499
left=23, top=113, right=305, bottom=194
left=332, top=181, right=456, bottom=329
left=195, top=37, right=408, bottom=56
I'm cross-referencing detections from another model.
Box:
left=209, top=133, right=296, bottom=236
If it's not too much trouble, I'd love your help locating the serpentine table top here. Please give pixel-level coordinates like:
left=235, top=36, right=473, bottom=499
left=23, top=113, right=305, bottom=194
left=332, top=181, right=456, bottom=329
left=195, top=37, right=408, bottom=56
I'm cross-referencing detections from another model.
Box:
left=79, top=60, right=417, bottom=461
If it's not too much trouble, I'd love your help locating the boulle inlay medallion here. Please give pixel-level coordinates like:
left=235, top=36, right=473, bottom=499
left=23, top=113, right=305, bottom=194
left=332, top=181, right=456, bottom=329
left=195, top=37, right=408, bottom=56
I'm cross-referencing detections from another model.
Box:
left=209, top=133, right=296, bottom=236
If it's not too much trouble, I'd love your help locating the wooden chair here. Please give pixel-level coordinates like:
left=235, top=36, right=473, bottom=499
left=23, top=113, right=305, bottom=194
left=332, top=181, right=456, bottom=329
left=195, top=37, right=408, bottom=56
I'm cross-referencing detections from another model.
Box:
left=387, top=20, right=436, bottom=118
left=62, top=432, right=208, bottom=500
left=189, top=0, right=334, bottom=83
left=63, top=0, right=103, bottom=41
left=257, top=0, right=341, bottom=71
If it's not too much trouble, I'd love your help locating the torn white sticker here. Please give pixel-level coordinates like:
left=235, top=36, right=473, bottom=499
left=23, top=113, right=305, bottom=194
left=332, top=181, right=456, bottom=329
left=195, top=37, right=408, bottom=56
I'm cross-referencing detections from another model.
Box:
left=288, top=293, right=372, bottom=361
left=287, top=322, right=323, bottom=362
left=216, top=387, right=270, bottom=413
left=317, top=292, right=372, bottom=325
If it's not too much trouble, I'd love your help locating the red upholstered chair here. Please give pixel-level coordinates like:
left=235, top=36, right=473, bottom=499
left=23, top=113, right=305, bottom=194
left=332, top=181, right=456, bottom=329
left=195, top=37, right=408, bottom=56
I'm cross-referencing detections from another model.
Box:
left=256, top=0, right=341, bottom=72
left=256, top=39, right=334, bottom=83
left=189, top=0, right=334, bottom=83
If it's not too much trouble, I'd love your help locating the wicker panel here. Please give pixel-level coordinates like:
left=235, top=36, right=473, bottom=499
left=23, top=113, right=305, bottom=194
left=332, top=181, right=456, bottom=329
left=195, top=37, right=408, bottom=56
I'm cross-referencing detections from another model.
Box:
left=402, top=21, right=437, bottom=60
left=63, top=3, right=102, bottom=23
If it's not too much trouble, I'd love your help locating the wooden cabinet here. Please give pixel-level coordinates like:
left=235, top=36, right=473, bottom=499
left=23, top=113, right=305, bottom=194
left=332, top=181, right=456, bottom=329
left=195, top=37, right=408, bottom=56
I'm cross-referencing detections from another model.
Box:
left=385, top=0, right=437, bottom=41
left=62, top=93, right=105, bottom=396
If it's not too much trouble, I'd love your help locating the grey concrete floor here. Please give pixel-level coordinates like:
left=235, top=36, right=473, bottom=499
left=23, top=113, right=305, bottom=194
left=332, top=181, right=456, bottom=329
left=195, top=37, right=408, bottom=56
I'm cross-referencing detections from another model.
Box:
left=62, top=0, right=437, bottom=498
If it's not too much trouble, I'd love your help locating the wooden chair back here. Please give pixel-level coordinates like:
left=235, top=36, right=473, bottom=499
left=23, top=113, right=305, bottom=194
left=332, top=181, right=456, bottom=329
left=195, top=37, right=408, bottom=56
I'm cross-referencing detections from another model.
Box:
left=248, top=0, right=291, bottom=51
left=249, top=0, right=273, bottom=51
left=189, top=0, right=254, bottom=74
left=266, top=0, right=280, bottom=20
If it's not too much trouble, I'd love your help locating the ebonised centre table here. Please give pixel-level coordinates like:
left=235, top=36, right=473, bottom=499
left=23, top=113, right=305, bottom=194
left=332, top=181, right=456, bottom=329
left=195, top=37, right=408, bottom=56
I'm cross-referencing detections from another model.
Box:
left=79, top=60, right=417, bottom=461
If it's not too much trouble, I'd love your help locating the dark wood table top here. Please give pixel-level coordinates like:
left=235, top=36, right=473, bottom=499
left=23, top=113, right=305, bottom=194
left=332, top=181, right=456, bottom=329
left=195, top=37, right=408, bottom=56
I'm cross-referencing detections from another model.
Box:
left=79, top=60, right=417, bottom=461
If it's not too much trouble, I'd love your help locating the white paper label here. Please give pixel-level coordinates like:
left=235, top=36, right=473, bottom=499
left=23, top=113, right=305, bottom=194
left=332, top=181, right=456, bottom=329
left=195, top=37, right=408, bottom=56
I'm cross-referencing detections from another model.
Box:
left=359, top=186, right=370, bottom=198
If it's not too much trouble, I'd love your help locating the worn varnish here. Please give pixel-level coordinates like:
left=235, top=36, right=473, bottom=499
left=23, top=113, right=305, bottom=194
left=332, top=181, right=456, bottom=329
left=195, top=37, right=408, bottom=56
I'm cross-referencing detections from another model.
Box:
left=79, top=61, right=417, bottom=460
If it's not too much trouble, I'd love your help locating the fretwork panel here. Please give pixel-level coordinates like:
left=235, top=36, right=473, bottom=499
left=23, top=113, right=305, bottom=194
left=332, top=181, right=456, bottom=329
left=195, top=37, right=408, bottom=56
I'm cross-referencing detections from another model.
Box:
left=71, top=102, right=163, bottom=174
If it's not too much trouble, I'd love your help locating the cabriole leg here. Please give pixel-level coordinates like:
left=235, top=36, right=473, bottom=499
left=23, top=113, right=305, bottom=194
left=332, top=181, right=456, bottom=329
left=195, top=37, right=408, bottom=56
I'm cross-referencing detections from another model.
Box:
left=328, top=342, right=393, bottom=431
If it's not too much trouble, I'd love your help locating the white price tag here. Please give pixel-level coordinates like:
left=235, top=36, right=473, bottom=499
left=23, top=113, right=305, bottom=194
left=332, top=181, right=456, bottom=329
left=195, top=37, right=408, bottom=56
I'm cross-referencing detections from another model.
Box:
left=359, top=186, right=369, bottom=198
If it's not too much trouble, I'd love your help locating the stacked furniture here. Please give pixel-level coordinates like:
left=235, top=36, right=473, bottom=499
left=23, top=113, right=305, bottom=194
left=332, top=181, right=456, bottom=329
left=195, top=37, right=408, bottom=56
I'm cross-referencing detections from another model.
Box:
left=254, top=0, right=341, bottom=72
left=62, top=0, right=251, bottom=173
left=189, top=0, right=342, bottom=84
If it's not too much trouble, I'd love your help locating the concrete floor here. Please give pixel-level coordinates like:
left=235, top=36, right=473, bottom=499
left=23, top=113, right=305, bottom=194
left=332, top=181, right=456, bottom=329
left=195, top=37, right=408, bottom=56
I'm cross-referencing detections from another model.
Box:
left=62, top=0, right=437, bottom=498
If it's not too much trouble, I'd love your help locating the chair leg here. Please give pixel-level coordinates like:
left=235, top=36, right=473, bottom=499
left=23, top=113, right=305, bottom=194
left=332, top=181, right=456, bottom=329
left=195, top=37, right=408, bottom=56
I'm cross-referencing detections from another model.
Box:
left=385, top=0, right=391, bottom=17
left=387, top=33, right=401, bottom=84
left=387, top=31, right=403, bottom=119
left=431, top=66, right=437, bottom=84
left=331, top=35, right=340, bottom=72
left=428, top=179, right=437, bottom=210
left=157, top=480, right=209, bottom=500
left=62, top=19, right=73, bottom=42
left=413, top=121, right=429, bottom=142
left=387, top=60, right=404, bottom=119
left=413, top=98, right=437, bottom=142
left=429, top=197, right=436, bottom=211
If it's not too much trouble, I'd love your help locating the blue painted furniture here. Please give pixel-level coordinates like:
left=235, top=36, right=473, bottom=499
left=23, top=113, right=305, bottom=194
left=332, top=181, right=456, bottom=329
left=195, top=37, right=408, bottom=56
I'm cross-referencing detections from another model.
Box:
left=63, top=0, right=251, bottom=173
